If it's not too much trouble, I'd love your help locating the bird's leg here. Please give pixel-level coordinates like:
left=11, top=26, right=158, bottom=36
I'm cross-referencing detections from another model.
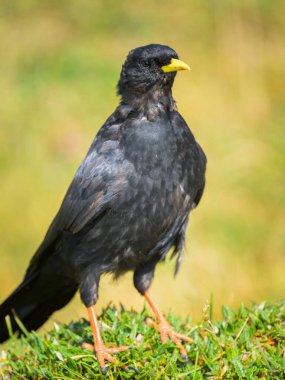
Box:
left=82, top=305, right=130, bottom=372
left=144, top=291, right=193, bottom=360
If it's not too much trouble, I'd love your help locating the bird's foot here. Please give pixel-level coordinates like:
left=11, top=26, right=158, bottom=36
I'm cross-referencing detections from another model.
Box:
left=85, top=305, right=132, bottom=372
left=82, top=342, right=130, bottom=372
left=147, top=317, right=193, bottom=361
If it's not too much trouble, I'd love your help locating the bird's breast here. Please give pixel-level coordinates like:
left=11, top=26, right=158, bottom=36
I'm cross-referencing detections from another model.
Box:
left=71, top=113, right=197, bottom=274
left=121, top=115, right=178, bottom=179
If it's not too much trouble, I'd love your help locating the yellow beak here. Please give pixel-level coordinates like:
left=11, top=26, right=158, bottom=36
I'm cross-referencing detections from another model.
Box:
left=162, top=58, right=191, bottom=73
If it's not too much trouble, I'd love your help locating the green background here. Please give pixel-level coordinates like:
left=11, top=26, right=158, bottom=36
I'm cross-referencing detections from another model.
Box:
left=0, top=0, right=284, bottom=336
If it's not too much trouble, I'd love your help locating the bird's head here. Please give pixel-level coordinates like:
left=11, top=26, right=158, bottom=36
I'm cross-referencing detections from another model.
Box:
left=117, top=44, right=190, bottom=102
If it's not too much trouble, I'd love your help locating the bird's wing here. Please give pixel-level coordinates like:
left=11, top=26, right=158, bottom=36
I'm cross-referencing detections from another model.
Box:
left=50, top=145, right=130, bottom=235
left=26, top=114, right=132, bottom=276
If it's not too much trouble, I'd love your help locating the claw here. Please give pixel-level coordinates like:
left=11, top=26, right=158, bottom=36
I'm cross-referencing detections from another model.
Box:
left=144, top=291, right=193, bottom=360
left=82, top=341, right=130, bottom=370
left=148, top=316, right=193, bottom=358
left=86, top=305, right=131, bottom=371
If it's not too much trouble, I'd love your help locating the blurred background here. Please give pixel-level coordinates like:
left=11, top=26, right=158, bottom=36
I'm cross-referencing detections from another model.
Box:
left=0, top=0, right=284, bottom=334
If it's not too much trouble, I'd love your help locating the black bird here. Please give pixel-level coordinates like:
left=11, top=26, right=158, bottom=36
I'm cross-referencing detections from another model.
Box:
left=0, top=44, right=206, bottom=370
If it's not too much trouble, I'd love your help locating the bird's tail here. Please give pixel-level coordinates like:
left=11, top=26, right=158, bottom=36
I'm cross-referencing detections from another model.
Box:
left=0, top=271, right=78, bottom=343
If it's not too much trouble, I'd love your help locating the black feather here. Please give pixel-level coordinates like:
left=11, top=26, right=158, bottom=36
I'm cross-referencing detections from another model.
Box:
left=0, top=44, right=206, bottom=342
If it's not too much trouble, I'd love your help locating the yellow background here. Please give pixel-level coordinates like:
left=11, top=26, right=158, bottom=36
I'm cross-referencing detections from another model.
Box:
left=0, top=1, right=284, bottom=335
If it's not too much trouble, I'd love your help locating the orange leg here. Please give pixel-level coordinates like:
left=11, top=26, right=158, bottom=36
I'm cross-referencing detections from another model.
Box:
left=144, top=291, right=193, bottom=360
left=83, top=306, right=130, bottom=371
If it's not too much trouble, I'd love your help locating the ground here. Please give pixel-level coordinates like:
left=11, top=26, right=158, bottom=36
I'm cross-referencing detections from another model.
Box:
left=1, top=300, right=284, bottom=379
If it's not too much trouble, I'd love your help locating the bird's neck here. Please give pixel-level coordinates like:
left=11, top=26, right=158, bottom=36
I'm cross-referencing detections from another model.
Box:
left=120, top=85, right=176, bottom=120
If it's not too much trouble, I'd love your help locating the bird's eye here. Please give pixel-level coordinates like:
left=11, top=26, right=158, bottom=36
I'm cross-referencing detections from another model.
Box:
left=141, top=60, right=149, bottom=68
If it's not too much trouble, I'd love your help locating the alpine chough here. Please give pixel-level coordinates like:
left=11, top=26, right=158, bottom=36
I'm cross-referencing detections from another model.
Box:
left=0, top=44, right=207, bottom=370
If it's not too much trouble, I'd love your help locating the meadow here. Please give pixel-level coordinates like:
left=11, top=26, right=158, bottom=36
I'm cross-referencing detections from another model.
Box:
left=0, top=0, right=284, bottom=335
left=2, top=302, right=285, bottom=379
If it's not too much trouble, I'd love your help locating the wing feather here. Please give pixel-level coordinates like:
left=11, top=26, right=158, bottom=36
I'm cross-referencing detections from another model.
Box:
left=26, top=112, right=132, bottom=276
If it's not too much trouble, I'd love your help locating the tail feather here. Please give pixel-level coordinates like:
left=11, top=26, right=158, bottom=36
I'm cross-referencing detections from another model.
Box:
left=0, top=273, right=78, bottom=343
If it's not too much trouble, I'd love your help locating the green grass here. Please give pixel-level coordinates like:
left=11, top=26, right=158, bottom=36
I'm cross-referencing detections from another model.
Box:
left=1, top=0, right=285, bottom=322
left=1, top=301, right=284, bottom=379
